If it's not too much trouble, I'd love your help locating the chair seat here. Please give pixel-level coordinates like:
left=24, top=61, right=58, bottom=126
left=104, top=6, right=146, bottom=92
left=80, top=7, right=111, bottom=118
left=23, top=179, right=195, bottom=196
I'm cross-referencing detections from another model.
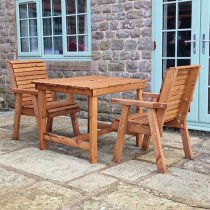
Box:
left=24, top=100, right=80, bottom=117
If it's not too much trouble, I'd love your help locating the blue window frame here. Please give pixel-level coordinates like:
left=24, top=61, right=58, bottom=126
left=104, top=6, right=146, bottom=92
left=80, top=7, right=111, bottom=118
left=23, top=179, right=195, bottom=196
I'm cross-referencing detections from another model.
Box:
left=16, top=0, right=91, bottom=60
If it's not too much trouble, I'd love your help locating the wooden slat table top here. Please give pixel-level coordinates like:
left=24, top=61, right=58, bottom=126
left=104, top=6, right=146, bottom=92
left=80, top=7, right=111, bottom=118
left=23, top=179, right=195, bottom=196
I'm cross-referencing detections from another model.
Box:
left=33, top=76, right=146, bottom=96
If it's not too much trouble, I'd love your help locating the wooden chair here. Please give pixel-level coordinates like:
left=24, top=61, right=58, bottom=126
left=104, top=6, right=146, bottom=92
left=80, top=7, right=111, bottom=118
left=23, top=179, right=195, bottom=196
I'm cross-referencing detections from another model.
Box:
left=111, top=65, right=201, bottom=173
left=7, top=60, right=80, bottom=140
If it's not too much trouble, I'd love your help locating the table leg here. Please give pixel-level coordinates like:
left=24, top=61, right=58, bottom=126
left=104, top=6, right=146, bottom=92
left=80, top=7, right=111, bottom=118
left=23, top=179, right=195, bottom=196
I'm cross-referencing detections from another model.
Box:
left=38, top=89, right=47, bottom=150
left=136, top=88, right=143, bottom=147
left=88, top=96, right=98, bottom=163
left=88, top=97, right=91, bottom=133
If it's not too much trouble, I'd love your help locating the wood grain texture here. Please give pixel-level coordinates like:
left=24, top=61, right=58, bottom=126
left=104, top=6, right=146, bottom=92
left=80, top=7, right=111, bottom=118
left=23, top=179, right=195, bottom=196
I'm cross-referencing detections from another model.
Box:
left=111, top=65, right=201, bottom=173
left=7, top=60, right=80, bottom=140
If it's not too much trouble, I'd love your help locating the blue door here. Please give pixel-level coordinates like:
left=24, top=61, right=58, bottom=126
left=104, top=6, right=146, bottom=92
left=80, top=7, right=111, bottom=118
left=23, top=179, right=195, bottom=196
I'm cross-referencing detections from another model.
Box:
left=152, top=0, right=210, bottom=131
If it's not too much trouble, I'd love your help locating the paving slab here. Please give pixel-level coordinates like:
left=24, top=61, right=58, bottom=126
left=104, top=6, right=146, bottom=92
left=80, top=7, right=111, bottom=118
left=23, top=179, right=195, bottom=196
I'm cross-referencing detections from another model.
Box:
left=0, top=181, right=82, bottom=210
left=0, top=139, right=28, bottom=155
left=0, top=129, right=13, bottom=140
left=0, top=112, right=14, bottom=127
left=162, top=130, right=204, bottom=149
left=71, top=182, right=191, bottom=210
left=102, top=160, right=156, bottom=181
left=182, top=153, right=210, bottom=175
left=68, top=173, right=117, bottom=192
left=139, top=167, right=210, bottom=208
left=0, top=147, right=106, bottom=182
left=193, top=140, right=210, bottom=155
left=137, top=147, right=185, bottom=166
left=76, top=135, right=146, bottom=163
left=0, top=167, right=36, bottom=196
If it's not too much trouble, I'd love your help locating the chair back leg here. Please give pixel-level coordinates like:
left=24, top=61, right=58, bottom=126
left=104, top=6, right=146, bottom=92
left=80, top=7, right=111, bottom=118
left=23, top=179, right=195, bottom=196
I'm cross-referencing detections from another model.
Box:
left=70, top=113, right=80, bottom=136
left=180, top=125, right=193, bottom=159
left=142, top=135, right=151, bottom=151
left=46, top=118, right=53, bottom=132
left=136, top=134, right=143, bottom=147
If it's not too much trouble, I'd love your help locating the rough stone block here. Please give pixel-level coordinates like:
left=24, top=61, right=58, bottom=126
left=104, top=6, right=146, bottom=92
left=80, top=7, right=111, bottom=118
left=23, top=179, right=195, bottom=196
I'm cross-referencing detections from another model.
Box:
left=108, top=61, right=125, bottom=71
left=111, top=39, right=124, bottom=50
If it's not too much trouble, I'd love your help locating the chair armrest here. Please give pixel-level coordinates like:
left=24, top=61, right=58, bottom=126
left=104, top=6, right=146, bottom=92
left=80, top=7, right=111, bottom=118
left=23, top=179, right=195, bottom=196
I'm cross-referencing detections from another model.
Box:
left=111, top=98, right=167, bottom=109
left=13, top=88, right=38, bottom=95
left=142, top=92, right=160, bottom=99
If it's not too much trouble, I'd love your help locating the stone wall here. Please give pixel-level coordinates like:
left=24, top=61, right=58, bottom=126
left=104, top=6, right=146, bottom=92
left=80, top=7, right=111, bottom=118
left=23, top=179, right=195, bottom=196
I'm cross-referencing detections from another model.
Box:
left=0, top=0, right=17, bottom=108
left=91, top=0, right=152, bottom=79
left=0, top=0, right=152, bottom=120
left=90, top=0, right=152, bottom=120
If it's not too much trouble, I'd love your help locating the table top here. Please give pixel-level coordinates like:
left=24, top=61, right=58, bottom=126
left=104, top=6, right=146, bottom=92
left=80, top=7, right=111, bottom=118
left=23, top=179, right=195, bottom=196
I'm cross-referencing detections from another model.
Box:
left=34, top=76, right=146, bottom=96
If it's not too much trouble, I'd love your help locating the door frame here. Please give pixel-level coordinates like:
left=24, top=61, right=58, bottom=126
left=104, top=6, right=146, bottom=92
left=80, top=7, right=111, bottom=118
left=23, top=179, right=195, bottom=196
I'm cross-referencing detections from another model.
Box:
left=152, top=0, right=200, bottom=123
left=199, top=0, right=210, bottom=123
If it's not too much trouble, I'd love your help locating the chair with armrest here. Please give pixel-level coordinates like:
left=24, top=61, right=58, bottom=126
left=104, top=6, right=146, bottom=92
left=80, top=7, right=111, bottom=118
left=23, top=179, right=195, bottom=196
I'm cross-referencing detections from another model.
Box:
left=7, top=60, right=80, bottom=141
left=111, top=65, right=201, bottom=173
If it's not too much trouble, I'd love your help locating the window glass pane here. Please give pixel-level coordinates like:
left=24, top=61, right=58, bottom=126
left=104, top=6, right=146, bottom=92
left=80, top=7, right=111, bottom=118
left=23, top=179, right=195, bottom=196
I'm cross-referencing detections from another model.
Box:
left=67, top=36, right=77, bottom=51
left=177, top=31, right=191, bottom=57
left=162, top=59, right=175, bottom=71
left=19, top=4, right=27, bottom=19
left=44, top=37, right=53, bottom=54
left=178, top=1, right=192, bottom=29
left=78, top=0, right=86, bottom=13
left=20, top=20, right=28, bottom=37
left=177, top=59, right=190, bottom=66
left=53, top=0, right=61, bottom=16
left=162, top=32, right=175, bottom=57
left=21, top=38, right=29, bottom=52
left=30, top=38, right=38, bottom=52
left=53, top=17, right=62, bottom=35
left=67, top=16, right=76, bottom=35
left=78, top=15, right=87, bottom=34
left=28, top=3, right=37, bottom=18
left=66, top=0, right=76, bottom=14
left=78, top=36, right=88, bottom=51
left=54, top=36, right=63, bottom=54
left=163, top=3, right=176, bottom=30
left=43, top=0, right=51, bottom=17
left=43, top=18, right=52, bottom=35
left=29, top=19, right=37, bottom=36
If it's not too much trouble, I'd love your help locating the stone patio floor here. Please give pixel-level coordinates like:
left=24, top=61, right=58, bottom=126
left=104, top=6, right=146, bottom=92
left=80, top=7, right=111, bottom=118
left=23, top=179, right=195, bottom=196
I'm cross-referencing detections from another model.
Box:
left=0, top=111, right=210, bottom=210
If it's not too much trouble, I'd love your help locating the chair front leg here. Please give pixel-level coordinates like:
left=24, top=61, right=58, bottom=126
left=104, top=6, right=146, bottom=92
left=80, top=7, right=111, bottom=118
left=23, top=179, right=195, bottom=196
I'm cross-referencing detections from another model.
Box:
left=180, top=124, right=193, bottom=159
left=12, top=94, right=22, bottom=140
left=32, top=95, right=40, bottom=131
left=147, top=108, right=166, bottom=173
left=113, top=105, right=130, bottom=163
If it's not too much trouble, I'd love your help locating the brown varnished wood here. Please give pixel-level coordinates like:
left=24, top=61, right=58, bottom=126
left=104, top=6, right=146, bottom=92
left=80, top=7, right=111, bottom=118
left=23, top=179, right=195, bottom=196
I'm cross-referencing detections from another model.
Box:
left=7, top=60, right=80, bottom=140
left=112, top=65, right=201, bottom=173
left=33, top=75, right=146, bottom=164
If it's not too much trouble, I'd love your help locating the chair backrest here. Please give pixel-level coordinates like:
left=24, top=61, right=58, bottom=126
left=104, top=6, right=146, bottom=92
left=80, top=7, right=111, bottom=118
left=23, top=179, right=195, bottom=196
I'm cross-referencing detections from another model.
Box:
left=157, top=65, right=201, bottom=127
left=7, top=60, right=54, bottom=107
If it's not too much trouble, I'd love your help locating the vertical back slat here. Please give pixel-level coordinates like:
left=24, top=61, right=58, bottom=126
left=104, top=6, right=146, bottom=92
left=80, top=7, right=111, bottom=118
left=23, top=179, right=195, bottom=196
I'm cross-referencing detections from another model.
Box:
left=156, top=67, right=178, bottom=129
left=163, top=65, right=201, bottom=123
left=7, top=60, right=54, bottom=106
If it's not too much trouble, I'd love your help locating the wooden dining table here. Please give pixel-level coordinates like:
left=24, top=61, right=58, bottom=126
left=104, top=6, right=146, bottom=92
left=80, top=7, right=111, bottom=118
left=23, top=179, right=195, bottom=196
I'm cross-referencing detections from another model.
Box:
left=34, top=76, right=146, bottom=163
